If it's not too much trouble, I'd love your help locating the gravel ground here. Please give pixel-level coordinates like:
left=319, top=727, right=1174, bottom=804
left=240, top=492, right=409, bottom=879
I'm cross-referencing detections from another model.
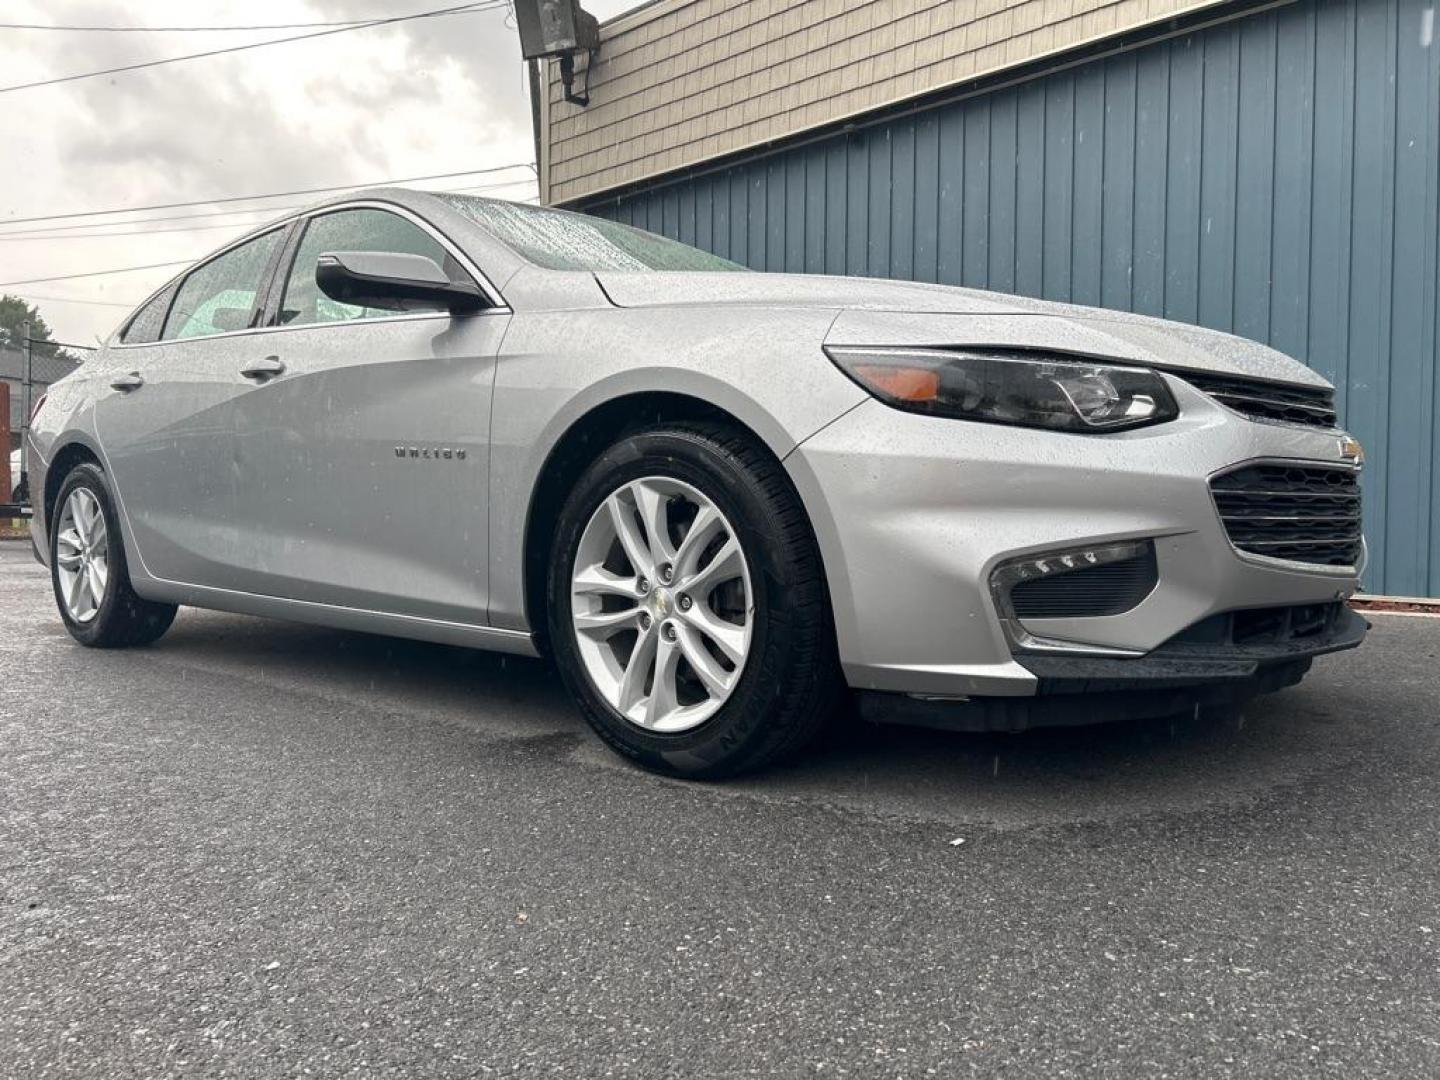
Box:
left=2, top=542, right=1438, bottom=1078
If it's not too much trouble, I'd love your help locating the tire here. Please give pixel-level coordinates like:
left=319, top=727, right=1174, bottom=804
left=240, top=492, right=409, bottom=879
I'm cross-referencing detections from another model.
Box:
left=547, top=421, right=840, bottom=778
left=51, top=463, right=177, bottom=648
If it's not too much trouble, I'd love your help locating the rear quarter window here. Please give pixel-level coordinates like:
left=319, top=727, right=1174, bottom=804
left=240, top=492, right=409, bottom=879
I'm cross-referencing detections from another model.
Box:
left=118, top=287, right=174, bottom=345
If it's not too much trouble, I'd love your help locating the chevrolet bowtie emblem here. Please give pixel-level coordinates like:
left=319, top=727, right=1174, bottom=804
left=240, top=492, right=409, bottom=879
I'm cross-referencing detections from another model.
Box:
left=1339, top=434, right=1364, bottom=466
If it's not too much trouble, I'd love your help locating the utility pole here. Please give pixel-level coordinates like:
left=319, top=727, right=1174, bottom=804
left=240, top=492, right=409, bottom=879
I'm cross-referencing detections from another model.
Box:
left=18, top=319, right=31, bottom=504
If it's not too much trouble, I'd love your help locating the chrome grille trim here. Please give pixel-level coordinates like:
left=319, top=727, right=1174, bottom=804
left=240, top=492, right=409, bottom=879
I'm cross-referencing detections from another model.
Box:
left=1180, top=371, right=1338, bottom=429
left=1210, top=461, right=1362, bottom=568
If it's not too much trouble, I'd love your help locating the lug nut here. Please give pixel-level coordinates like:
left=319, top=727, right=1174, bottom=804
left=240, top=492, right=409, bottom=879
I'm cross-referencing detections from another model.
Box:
left=639, top=612, right=652, bottom=630
left=661, top=622, right=677, bottom=642
left=637, top=577, right=650, bottom=595
left=678, top=594, right=692, bottom=611
left=659, top=563, right=674, bottom=584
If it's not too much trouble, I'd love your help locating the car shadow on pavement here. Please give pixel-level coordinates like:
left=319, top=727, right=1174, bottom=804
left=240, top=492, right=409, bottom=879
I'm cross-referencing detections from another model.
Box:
left=152, top=607, right=1398, bottom=828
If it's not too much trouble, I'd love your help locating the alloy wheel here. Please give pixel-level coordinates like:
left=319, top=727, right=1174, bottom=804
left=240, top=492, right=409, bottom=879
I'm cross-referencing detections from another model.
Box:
left=570, top=476, right=754, bottom=733
left=55, top=487, right=110, bottom=624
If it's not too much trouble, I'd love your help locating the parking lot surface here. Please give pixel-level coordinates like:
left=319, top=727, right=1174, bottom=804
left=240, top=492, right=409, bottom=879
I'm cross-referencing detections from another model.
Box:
left=3, top=542, right=1439, bottom=1078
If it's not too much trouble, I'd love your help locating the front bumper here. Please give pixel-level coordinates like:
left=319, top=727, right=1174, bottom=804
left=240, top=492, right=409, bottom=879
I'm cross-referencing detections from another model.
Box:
left=856, top=603, right=1367, bottom=731
left=785, top=375, right=1364, bottom=702
left=24, top=431, right=51, bottom=567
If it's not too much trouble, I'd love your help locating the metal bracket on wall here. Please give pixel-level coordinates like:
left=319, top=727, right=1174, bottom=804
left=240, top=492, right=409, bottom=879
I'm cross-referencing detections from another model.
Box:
left=559, top=47, right=598, bottom=107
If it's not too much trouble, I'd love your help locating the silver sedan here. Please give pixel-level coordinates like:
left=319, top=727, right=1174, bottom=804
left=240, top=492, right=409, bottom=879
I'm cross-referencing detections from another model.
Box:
left=26, top=188, right=1367, bottom=776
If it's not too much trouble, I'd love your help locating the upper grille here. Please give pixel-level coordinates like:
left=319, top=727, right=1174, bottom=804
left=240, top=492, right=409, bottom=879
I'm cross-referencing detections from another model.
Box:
left=1210, top=463, right=1362, bottom=567
left=1010, top=547, right=1158, bottom=619
left=1180, top=371, right=1337, bottom=429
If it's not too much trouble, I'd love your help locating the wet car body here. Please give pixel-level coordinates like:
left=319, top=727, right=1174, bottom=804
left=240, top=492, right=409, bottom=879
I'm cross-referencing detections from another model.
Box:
left=27, top=187, right=1366, bottom=773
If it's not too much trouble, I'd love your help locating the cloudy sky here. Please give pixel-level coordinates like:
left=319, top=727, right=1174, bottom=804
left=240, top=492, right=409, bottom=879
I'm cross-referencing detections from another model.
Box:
left=0, top=0, right=643, bottom=346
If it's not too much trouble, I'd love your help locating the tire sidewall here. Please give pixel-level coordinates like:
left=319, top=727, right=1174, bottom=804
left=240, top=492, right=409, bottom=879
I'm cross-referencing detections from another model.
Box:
left=51, top=464, right=129, bottom=646
left=547, top=429, right=809, bottom=774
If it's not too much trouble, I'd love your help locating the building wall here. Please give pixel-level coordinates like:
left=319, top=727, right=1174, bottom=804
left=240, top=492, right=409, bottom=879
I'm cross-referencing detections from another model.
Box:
left=544, top=0, right=1231, bottom=205
left=583, top=0, right=1440, bottom=598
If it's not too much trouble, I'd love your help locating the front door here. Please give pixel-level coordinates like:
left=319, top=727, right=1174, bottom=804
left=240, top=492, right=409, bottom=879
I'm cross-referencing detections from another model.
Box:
left=216, top=205, right=509, bottom=625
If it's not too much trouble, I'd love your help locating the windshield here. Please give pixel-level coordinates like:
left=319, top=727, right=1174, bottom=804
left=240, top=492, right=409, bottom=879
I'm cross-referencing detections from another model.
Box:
left=435, top=194, right=748, bottom=273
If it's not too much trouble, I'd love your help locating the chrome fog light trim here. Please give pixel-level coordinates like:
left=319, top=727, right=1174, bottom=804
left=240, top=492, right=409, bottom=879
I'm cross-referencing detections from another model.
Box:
left=989, top=540, right=1156, bottom=656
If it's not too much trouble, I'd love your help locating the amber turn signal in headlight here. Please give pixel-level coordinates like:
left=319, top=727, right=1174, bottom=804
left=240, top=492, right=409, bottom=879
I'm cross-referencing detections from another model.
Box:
left=825, top=346, right=1179, bottom=433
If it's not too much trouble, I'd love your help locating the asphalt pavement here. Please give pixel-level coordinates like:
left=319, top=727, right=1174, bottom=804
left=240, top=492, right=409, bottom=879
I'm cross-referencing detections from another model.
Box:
left=3, top=541, right=1439, bottom=1078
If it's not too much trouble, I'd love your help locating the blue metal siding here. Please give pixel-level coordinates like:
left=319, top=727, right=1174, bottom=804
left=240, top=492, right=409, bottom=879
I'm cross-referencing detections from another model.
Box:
left=584, top=0, right=1440, bottom=598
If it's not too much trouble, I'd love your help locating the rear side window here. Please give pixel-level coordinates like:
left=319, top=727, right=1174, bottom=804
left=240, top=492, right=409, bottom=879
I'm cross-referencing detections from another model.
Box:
left=118, top=287, right=173, bottom=344
left=162, top=229, right=284, bottom=341
left=278, top=208, right=456, bottom=327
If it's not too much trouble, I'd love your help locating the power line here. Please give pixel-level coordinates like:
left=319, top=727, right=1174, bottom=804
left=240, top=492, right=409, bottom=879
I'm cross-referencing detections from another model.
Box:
left=1, top=162, right=533, bottom=229
left=0, top=10, right=474, bottom=32
left=0, top=1, right=505, bottom=95
left=0, top=179, right=544, bottom=289
left=0, top=220, right=280, bottom=243
left=4, top=293, right=137, bottom=309
left=0, top=178, right=539, bottom=242
left=0, top=260, right=196, bottom=288
left=0, top=205, right=310, bottom=239
left=0, top=185, right=544, bottom=287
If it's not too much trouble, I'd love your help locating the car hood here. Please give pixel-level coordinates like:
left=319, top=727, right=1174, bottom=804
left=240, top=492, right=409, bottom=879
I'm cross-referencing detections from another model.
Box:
left=598, top=270, right=1050, bottom=315
left=595, top=271, right=1330, bottom=388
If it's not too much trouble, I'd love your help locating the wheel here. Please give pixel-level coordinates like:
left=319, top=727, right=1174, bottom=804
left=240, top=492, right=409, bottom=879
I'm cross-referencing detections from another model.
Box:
left=547, top=422, right=840, bottom=778
left=51, top=463, right=177, bottom=648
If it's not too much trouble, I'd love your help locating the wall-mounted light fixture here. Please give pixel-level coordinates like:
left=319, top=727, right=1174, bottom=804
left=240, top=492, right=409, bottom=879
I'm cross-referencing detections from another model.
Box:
left=514, top=0, right=600, bottom=107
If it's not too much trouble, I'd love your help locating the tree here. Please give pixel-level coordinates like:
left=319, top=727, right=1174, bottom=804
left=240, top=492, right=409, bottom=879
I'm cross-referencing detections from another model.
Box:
left=0, top=295, right=82, bottom=367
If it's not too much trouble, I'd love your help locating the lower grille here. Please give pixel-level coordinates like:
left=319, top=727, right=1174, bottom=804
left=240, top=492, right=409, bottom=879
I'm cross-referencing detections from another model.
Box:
left=1170, top=601, right=1347, bottom=647
left=1010, top=546, right=1158, bottom=619
left=1210, top=462, right=1362, bottom=567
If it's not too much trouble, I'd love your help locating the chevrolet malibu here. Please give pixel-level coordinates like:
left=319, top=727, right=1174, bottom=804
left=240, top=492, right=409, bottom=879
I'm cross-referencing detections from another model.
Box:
left=27, top=188, right=1367, bottom=777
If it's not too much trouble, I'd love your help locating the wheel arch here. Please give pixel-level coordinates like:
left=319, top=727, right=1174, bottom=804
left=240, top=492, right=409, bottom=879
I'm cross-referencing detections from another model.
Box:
left=519, top=389, right=829, bottom=654
left=42, top=438, right=105, bottom=543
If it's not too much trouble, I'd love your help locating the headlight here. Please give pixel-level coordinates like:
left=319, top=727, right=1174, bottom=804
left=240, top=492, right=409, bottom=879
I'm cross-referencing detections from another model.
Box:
left=824, top=346, right=1179, bottom=433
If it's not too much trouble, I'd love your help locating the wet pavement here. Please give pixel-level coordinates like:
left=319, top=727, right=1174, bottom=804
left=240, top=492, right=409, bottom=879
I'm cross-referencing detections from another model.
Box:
left=3, top=541, right=1438, bottom=1078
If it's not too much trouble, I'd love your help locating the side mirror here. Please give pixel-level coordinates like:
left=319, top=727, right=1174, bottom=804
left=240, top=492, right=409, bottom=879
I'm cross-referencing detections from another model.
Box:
left=314, top=251, right=487, bottom=316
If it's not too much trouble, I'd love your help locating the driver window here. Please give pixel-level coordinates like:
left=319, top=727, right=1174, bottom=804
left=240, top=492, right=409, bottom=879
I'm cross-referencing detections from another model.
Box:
left=279, top=208, right=455, bottom=328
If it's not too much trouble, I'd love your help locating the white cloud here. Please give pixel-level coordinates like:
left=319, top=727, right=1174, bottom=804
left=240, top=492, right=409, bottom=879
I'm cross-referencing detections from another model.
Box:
left=0, top=0, right=648, bottom=344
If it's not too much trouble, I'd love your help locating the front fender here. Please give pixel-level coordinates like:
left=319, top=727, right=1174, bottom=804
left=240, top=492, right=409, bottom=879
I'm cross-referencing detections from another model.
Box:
left=486, top=305, right=869, bottom=632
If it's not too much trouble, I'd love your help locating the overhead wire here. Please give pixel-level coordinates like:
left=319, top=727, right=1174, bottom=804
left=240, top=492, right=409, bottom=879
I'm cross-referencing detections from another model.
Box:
left=0, top=1, right=508, bottom=95
left=0, top=178, right=542, bottom=288
left=1, top=9, right=480, bottom=32
left=0, top=2, right=540, bottom=319
left=0, top=205, right=323, bottom=240
left=0, top=177, right=539, bottom=241
left=2, top=292, right=136, bottom=309
left=1, top=162, right=534, bottom=229
left=1, top=260, right=197, bottom=288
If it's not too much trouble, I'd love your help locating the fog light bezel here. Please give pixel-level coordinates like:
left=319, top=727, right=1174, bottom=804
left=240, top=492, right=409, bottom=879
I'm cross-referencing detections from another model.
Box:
left=988, top=540, right=1158, bottom=656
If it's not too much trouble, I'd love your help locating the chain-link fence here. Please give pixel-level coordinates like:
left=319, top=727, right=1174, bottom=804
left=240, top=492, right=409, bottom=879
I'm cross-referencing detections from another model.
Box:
left=2, top=329, right=90, bottom=512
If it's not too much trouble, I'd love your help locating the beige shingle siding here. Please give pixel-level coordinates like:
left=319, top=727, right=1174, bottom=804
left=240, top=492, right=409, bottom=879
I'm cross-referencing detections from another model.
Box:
left=543, top=0, right=1228, bottom=205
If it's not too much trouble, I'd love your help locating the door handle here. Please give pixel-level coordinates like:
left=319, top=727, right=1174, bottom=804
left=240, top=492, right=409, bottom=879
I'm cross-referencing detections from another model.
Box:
left=110, top=371, right=144, bottom=392
left=240, top=356, right=285, bottom=381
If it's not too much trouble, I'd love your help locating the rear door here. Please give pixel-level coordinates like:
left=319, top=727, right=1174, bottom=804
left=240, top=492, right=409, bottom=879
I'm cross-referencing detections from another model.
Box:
left=94, top=226, right=292, bottom=587
left=214, top=204, right=510, bottom=625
